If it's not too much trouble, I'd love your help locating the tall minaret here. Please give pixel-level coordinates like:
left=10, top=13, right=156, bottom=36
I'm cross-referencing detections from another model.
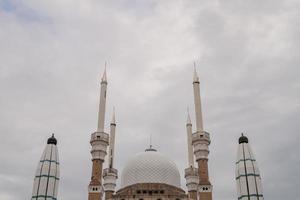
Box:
left=31, top=134, right=60, bottom=200
left=88, top=68, right=109, bottom=200
left=103, top=109, right=118, bottom=200
left=236, top=134, right=264, bottom=200
left=184, top=110, right=199, bottom=200
left=191, top=66, right=213, bottom=200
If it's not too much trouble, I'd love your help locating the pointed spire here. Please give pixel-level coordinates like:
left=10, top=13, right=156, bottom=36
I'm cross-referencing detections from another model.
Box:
left=186, top=107, right=194, bottom=167
left=108, top=108, right=116, bottom=168
left=193, top=62, right=199, bottom=83
left=32, top=135, right=60, bottom=199
left=97, top=63, right=108, bottom=132
left=236, top=134, right=264, bottom=199
left=186, top=107, right=192, bottom=125
left=192, top=63, right=204, bottom=131
left=111, top=107, right=116, bottom=124
left=101, top=62, right=107, bottom=83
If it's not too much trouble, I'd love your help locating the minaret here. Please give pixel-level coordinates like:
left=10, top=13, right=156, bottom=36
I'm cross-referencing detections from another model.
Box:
left=103, top=109, right=118, bottom=200
left=236, top=134, right=264, bottom=200
left=184, top=110, right=199, bottom=200
left=31, top=134, right=60, bottom=200
left=88, top=68, right=109, bottom=200
left=191, top=66, right=213, bottom=200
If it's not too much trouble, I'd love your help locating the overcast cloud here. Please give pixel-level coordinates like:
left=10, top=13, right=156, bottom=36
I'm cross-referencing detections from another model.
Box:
left=0, top=0, right=299, bottom=200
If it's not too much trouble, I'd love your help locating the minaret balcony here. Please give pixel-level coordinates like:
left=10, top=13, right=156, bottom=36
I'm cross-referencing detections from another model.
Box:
left=90, top=132, right=109, bottom=161
left=192, top=131, right=210, bottom=145
left=103, top=168, right=118, bottom=192
left=185, top=167, right=199, bottom=192
left=90, top=131, right=109, bottom=144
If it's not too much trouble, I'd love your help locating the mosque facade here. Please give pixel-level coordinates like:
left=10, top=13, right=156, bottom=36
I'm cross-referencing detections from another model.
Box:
left=31, top=66, right=264, bottom=200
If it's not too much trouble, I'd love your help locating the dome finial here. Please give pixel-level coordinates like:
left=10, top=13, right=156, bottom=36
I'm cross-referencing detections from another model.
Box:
left=145, top=134, right=157, bottom=152
left=47, top=133, right=57, bottom=145
left=239, top=133, right=249, bottom=144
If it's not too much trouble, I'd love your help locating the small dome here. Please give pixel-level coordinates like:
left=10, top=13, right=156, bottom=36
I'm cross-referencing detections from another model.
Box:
left=120, top=149, right=181, bottom=188
left=239, top=133, right=248, bottom=144
left=47, top=134, right=57, bottom=145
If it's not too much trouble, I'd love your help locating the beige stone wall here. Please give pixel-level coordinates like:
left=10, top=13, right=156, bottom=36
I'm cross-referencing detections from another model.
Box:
left=110, top=183, right=188, bottom=200
left=105, top=191, right=113, bottom=200
left=188, top=191, right=197, bottom=200
left=89, top=193, right=101, bottom=200
left=199, top=192, right=212, bottom=200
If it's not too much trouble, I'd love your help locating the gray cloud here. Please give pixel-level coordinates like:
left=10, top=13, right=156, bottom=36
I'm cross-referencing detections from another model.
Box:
left=0, top=1, right=299, bottom=200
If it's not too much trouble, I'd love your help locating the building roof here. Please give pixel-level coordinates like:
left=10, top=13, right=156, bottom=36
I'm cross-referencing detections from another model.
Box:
left=120, top=149, right=181, bottom=189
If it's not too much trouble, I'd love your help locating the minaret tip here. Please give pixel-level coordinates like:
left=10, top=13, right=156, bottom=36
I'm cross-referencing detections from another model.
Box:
left=186, top=107, right=192, bottom=124
left=111, top=107, right=116, bottom=124
left=193, top=63, right=199, bottom=83
left=101, top=62, right=107, bottom=82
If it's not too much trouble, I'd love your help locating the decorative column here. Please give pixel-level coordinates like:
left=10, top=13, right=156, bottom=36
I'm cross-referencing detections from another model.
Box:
left=103, top=110, right=118, bottom=200
left=31, top=134, right=60, bottom=200
left=191, top=67, right=213, bottom=200
left=88, top=68, right=109, bottom=200
left=184, top=111, right=198, bottom=200
left=236, top=134, right=264, bottom=200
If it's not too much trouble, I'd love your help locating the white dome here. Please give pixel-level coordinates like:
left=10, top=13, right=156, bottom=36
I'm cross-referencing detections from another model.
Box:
left=120, top=149, right=181, bottom=188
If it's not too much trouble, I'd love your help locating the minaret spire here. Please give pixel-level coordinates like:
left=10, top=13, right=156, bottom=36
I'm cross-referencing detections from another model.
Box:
left=108, top=108, right=116, bottom=168
left=193, top=65, right=203, bottom=131
left=89, top=65, right=110, bottom=200
left=97, top=65, right=108, bottom=132
left=184, top=107, right=198, bottom=200
left=186, top=108, right=194, bottom=167
left=103, top=108, right=118, bottom=200
left=191, top=63, right=213, bottom=200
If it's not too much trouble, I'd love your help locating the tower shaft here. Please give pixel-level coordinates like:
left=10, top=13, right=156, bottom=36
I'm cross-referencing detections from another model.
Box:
left=108, top=114, right=116, bottom=168
left=193, top=79, right=204, bottom=132
left=185, top=113, right=199, bottom=200
left=97, top=73, right=107, bottom=132
left=236, top=135, right=264, bottom=200
left=103, top=112, right=118, bottom=199
left=192, top=68, right=213, bottom=200
left=31, top=135, right=59, bottom=200
left=88, top=68, right=109, bottom=200
left=186, top=115, right=194, bottom=167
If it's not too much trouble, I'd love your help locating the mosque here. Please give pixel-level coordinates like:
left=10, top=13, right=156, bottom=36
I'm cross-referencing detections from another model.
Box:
left=31, top=66, right=264, bottom=200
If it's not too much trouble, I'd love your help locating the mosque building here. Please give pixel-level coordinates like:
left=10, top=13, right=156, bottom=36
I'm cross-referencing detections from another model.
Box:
left=86, top=67, right=213, bottom=200
left=31, top=65, right=264, bottom=200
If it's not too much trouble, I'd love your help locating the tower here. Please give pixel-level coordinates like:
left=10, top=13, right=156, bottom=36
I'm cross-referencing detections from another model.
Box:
left=103, top=110, right=118, bottom=200
left=31, top=134, right=60, bottom=200
left=184, top=110, right=199, bottom=200
left=236, top=134, right=264, bottom=200
left=191, top=67, right=213, bottom=200
left=88, top=68, right=109, bottom=200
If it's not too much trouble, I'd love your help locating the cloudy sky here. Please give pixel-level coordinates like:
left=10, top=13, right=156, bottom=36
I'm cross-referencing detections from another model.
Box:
left=0, top=0, right=300, bottom=199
